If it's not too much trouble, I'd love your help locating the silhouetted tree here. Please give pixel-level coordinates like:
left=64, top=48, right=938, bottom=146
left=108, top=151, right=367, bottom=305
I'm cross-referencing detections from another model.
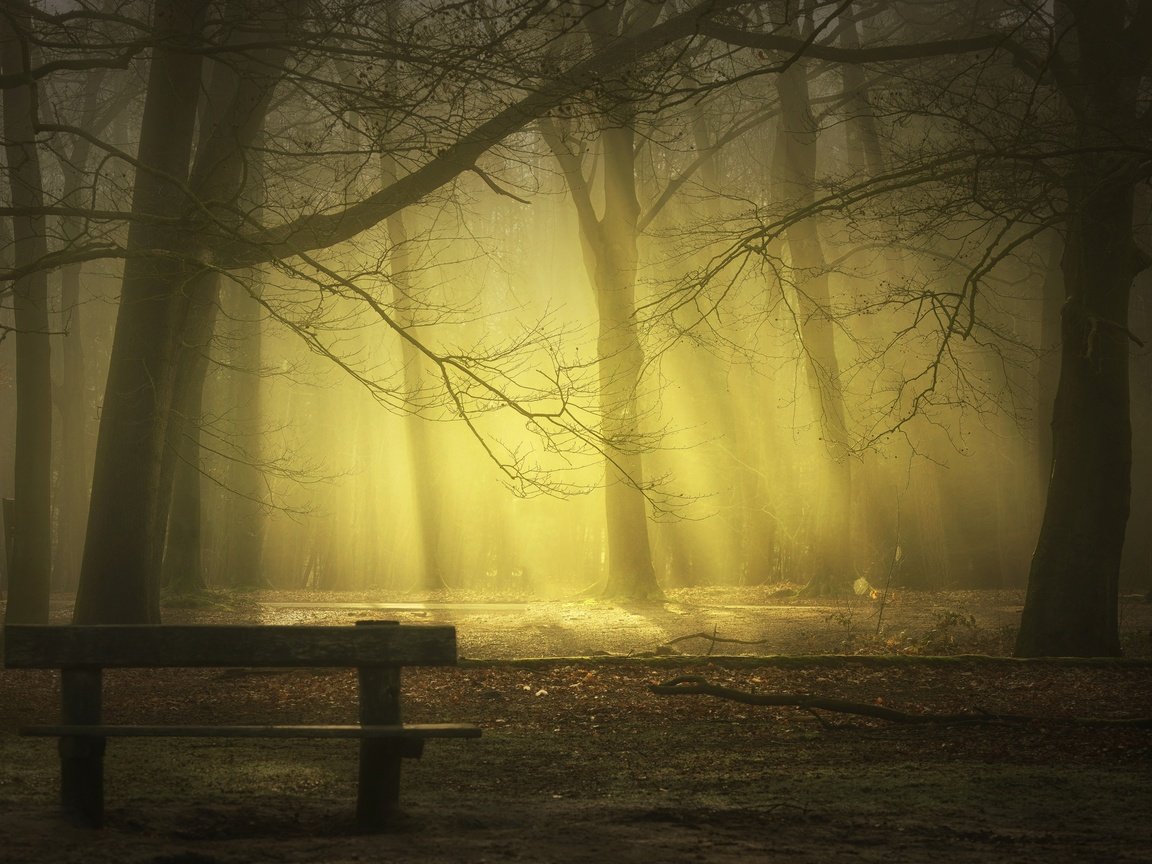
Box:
left=1, top=3, right=52, bottom=624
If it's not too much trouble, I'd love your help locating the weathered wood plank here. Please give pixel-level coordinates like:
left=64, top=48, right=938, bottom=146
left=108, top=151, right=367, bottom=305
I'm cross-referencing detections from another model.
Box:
left=58, top=668, right=104, bottom=827
left=21, top=723, right=482, bottom=739
left=357, top=619, right=406, bottom=828
left=2, top=624, right=458, bottom=668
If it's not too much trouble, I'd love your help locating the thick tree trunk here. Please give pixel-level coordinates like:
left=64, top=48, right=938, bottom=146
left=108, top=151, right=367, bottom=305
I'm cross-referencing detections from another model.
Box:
left=1016, top=2, right=1142, bottom=657
left=1016, top=178, right=1132, bottom=657
left=596, top=251, right=660, bottom=599
left=1036, top=232, right=1064, bottom=497
left=76, top=0, right=289, bottom=620
left=1, top=7, right=52, bottom=624
left=74, top=0, right=210, bottom=624
left=594, top=124, right=660, bottom=600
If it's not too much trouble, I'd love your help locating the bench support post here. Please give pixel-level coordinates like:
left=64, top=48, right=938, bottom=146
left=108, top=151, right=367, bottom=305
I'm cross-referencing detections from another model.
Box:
left=59, top=668, right=104, bottom=827
left=355, top=620, right=407, bottom=830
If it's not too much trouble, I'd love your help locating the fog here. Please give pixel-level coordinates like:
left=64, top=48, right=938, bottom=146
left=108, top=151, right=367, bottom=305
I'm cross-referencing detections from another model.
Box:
left=1, top=0, right=1150, bottom=612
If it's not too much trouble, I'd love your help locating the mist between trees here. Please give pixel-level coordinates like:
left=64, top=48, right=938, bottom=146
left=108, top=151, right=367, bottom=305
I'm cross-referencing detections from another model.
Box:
left=0, top=0, right=1149, bottom=655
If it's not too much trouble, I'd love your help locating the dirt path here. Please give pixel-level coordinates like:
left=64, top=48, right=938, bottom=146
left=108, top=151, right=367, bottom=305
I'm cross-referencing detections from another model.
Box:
left=156, top=586, right=1151, bottom=658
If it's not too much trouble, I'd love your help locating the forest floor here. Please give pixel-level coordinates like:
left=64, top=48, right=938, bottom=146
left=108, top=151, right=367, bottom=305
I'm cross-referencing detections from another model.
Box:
left=1, top=586, right=1150, bottom=863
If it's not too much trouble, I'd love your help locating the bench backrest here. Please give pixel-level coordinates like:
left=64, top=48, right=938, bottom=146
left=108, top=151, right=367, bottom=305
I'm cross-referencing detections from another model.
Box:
left=2, top=623, right=458, bottom=669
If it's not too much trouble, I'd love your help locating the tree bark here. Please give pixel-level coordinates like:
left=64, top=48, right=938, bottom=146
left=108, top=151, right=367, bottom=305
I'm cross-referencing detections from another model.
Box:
left=1016, top=175, right=1133, bottom=657
left=1035, top=232, right=1064, bottom=499
left=162, top=413, right=206, bottom=594
left=74, top=0, right=210, bottom=624
left=1016, top=1, right=1143, bottom=656
left=381, top=157, right=445, bottom=591
left=1, top=5, right=52, bottom=624
left=772, top=61, right=853, bottom=595
left=224, top=272, right=268, bottom=588
left=52, top=64, right=113, bottom=592
left=541, top=112, right=661, bottom=601
left=159, top=2, right=288, bottom=593
left=75, top=0, right=292, bottom=619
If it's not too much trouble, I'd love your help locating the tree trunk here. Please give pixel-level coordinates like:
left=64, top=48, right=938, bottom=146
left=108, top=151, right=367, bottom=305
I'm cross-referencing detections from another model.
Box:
left=1035, top=231, right=1064, bottom=498
left=225, top=273, right=268, bottom=588
left=592, top=123, right=660, bottom=600
left=596, top=259, right=660, bottom=598
left=536, top=3, right=661, bottom=601
left=52, top=259, right=89, bottom=592
left=381, top=161, right=445, bottom=591
left=540, top=113, right=660, bottom=600
left=162, top=418, right=205, bottom=594
left=157, top=3, right=288, bottom=592
left=76, top=0, right=291, bottom=620
left=159, top=270, right=221, bottom=595
left=2, top=7, right=52, bottom=624
left=1016, top=177, right=1133, bottom=657
left=74, top=0, right=210, bottom=624
left=773, top=62, right=853, bottom=595
left=1016, top=3, right=1142, bottom=656
left=52, top=65, right=111, bottom=593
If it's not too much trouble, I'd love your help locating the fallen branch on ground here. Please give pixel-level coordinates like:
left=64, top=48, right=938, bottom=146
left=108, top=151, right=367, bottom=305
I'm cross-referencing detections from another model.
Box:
left=649, top=675, right=1152, bottom=726
left=663, top=631, right=772, bottom=654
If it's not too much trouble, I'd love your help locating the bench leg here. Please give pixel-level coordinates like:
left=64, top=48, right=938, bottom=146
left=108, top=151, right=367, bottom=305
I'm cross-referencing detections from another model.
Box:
left=59, top=668, right=104, bottom=827
left=356, top=739, right=402, bottom=829
left=355, top=627, right=406, bottom=831
left=59, top=735, right=105, bottom=827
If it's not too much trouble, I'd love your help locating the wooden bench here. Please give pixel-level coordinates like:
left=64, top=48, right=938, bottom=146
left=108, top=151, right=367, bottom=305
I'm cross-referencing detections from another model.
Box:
left=2, top=620, right=481, bottom=830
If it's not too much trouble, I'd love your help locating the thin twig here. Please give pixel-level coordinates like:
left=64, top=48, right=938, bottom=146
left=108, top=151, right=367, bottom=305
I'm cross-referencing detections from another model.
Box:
left=650, top=676, right=1152, bottom=727
left=663, top=632, right=773, bottom=649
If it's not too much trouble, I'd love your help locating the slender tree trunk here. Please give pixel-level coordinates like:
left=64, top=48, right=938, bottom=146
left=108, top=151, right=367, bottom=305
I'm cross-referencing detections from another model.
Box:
left=1, top=6, right=51, bottom=623
left=0, top=212, right=12, bottom=595
left=1124, top=262, right=1152, bottom=588
left=158, top=10, right=286, bottom=592
left=221, top=119, right=269, bottom=589
left=380, top=158, right=445, bottom=590
left=51, top=64, right=110, bottom=592
left=225, top=272, right=267, bottom=587
left=773, top=62, right=853, bottom=595
left=159, top=271, right=220, bottom=594
left=839, top=4, right=888, bottom=184
left=162, top=417, right=205, bottom=593
left=52, top=259, right=88, bottom=591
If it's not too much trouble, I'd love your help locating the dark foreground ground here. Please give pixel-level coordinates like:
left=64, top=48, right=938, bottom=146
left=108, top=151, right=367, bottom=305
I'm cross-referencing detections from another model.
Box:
left=1, top=587, right=1150, bottom=863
